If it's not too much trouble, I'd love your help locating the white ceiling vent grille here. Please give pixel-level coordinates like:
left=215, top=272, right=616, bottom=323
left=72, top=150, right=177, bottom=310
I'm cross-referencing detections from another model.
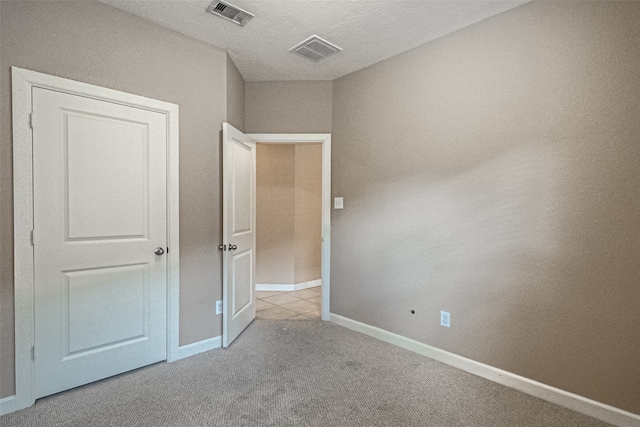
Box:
left=205, top=1, right=254, bottom=27
left=290, top=35, right=342, bottom=63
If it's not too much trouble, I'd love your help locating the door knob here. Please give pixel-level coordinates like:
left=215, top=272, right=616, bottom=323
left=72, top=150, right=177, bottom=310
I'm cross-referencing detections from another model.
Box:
left=229, top=245, right=238, bottom=251
left=154, top=247, right=165, bottom=256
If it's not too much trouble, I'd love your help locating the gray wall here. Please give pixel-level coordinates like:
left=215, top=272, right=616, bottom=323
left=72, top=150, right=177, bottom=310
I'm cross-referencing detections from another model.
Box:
left=245, top=81, right=332, bottom=134
left=331, top=0, right=640, bottom=414
left=226, top=54, right=245, bottom=132
left=0, top=1, right=236, bottom=398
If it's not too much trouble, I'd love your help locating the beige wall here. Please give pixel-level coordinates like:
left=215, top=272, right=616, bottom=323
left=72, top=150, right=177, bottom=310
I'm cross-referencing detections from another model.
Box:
left=0, top=1, right=238, bottom=398
left=245, top=81, right=332, bottom=133
left=246, top=80, right=328, bottom=284
left=294, top=144, right=323, bottom=283
left=332, top=0, right=640, bottom=415
left=256, top=144, right=296, bottom=284
left=256, top=144, right=322, bottom=285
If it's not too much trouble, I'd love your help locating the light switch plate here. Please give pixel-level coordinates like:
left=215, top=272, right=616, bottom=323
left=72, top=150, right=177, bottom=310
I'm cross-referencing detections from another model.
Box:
left=216, top=300, right=223, bottom=315
left=334, top=197, right=344, bottom=209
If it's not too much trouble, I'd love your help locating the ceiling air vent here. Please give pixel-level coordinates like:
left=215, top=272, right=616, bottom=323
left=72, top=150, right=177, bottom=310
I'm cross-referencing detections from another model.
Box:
left=205, top=1, right=254, bottom=27
left=290, top=35, right=342, bottom=63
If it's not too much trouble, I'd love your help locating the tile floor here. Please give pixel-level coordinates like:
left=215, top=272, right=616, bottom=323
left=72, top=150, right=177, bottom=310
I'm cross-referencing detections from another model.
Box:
left=256, top=287, right=321, bottom=320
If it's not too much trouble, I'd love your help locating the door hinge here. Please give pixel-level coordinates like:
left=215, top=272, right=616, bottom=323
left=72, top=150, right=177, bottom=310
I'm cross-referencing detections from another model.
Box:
left=29, top=113, right=34, bottom=129
left=31, top=345, right=35, bottom=361
left=30, top=229, right=35, bottom=246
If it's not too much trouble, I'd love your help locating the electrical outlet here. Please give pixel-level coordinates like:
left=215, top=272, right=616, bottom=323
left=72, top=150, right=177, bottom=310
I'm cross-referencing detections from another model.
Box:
left=216, top=300, right=223, bottom=315
left=334, top=197, right=344, bottom=209
left=440, top=311, right=450, bottom=328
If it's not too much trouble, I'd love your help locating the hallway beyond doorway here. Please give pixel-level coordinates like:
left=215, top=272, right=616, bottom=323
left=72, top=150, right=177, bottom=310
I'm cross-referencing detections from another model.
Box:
left=256, top=288, right=321, bottom=320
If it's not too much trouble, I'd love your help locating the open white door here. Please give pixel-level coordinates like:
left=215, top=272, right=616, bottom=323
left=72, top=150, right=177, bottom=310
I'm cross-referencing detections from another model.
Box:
left=222, top=123, right=257, bottom=347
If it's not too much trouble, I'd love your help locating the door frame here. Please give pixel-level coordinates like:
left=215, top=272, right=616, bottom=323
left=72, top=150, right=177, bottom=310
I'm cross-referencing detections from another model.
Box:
left=11, top=67, right=180, bottom=412
left=248, top=133, right=331, bottom=321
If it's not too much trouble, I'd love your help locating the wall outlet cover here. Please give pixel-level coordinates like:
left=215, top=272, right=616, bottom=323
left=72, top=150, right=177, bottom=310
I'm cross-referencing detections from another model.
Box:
left=216, top=300, right=223, bottom=315
left=440, top=311, right=450, bottom=328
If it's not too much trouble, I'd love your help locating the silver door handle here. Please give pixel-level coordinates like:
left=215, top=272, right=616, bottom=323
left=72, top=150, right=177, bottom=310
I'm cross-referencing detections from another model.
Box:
left=229, top=245, right=237, bottom=251
left=154, top=247, right=165, bottom=256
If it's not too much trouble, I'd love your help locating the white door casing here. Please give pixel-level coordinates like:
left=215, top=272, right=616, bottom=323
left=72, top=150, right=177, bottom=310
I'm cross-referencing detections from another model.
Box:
left=32, top=88, right=167, bottom=398
left=12, top=67, right=180, bottom=411
left=222, top=123, right=257, bottom=348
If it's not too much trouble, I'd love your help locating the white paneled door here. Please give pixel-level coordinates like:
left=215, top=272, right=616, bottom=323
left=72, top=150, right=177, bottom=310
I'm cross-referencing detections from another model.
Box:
left=32, top=87, right=168, bottom=398
left=222, top=123, right=256, bottom=348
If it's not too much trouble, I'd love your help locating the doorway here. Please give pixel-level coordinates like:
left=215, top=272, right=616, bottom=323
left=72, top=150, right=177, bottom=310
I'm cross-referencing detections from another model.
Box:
left=248, top=133, right=331, bottom=322
left=221, top=127, right=331, bottom=348
left=255, top=143, right=323, bottom=320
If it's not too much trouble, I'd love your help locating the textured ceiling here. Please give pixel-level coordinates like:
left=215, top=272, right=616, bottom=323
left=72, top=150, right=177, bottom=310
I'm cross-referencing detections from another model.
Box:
left=97, top=0, right=529, bottom=81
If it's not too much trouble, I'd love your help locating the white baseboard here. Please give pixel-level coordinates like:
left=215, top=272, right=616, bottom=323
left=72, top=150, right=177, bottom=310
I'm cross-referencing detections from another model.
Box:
left=0, top=395, right=16, bottom=415
left=329, top=313, right=639, bottom=427
left=175, top=335, right=221, bottom=360
left=256, top=279, right=321, bottom=292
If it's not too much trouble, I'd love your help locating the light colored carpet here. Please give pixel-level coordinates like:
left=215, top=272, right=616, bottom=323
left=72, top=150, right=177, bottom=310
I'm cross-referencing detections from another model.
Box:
left=1, top=319, right=613, bottom=426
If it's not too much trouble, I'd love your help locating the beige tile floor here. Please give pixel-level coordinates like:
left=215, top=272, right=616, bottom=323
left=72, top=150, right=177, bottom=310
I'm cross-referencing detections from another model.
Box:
left=256, top=287, right=321, bottom=320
